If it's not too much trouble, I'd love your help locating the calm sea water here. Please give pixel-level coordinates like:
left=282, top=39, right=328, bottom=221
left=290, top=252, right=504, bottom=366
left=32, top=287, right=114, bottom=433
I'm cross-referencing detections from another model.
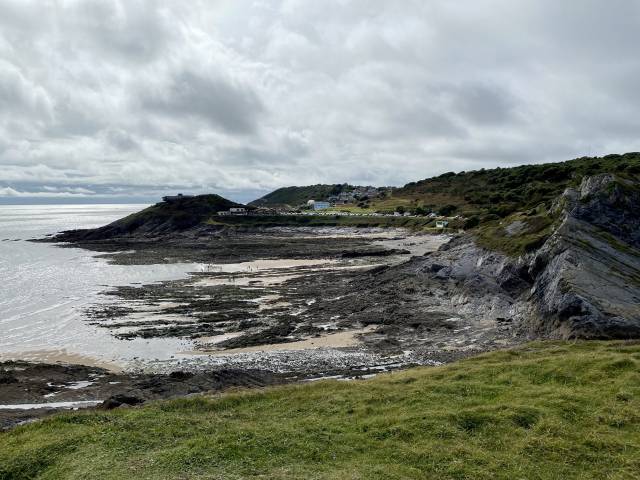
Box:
left=0, top=204, right=200, bottom=368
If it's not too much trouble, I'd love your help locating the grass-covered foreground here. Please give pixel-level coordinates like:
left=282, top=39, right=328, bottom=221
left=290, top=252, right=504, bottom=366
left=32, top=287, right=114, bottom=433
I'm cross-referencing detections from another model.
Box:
left=2, top=342, right=640, bottom=479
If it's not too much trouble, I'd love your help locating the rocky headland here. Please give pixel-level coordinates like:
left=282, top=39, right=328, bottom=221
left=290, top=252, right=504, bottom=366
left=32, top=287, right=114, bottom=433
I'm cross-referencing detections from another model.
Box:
left=330, top=173, right=640, bottom=350
left=7, top=163, right=640, bottom=429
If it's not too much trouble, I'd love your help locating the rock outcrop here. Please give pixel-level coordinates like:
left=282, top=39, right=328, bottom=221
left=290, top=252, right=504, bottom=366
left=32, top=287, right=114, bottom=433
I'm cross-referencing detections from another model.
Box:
left=344, top=174, right=640, bottom=343
left=525, top=174, right=640, bottom=338
left=51, top=194, right=245, bottom=241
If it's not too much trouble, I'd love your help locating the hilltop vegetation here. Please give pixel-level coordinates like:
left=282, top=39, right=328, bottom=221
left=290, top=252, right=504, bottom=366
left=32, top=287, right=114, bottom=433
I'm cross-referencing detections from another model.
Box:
left=250, top=184, right=347, bottom=207
left=372, top=152, right=640, bottom=220
left=249, top=184, right=385, bottom=207
left=50, top=153, right=640, bottom=248
left=248, top=153, right=640, bottom=229
left=54, top=194, right=243, bottom=240
left=342, top=152, right=640, bottom=255
left=2, top=341, right=640, bottom=479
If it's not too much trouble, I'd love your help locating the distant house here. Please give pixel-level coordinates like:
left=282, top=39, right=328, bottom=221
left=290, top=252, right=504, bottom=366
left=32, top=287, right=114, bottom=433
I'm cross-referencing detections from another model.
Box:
left=217, top=211, right=231, bottom=216
left=435, top=220, right=449, bottom=229
left=229, top=207, right=247, bottom=215
left=312, top=201, right=331, bottom=211
left=163, top=193, right=193, bottom=203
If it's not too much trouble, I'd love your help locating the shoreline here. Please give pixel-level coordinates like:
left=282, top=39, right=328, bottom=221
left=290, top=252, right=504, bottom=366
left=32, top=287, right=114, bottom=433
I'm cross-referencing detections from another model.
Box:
left=2, top=226, right=523, bottom=428
left=0, top=350, right=125, bottom=373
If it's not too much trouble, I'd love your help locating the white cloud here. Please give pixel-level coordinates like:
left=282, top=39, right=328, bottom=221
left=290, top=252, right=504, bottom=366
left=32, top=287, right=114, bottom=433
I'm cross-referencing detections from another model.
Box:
left=0, top=0, right=639, bottom=202
left=0, top=186, right=94, bottom=198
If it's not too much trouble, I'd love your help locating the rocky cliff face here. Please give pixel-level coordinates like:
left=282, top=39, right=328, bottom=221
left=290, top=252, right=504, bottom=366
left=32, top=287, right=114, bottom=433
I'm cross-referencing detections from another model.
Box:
left=342, top=174, right=640, bottom=346
left=525, top=174, right=640, bottom=338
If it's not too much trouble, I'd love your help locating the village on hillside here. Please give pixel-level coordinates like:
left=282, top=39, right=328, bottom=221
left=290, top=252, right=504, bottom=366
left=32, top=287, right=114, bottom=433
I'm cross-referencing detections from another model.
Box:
left=164, top=187, right=456, bottom=230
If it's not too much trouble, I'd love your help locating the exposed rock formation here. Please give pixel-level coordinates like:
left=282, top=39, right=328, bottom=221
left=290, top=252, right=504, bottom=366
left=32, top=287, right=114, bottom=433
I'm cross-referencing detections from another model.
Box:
left=52, top=194, right=245, bottom=241
left=526, top=174, right=640, bottom=338
left=340, top=174, right=640, bottom=342
left=44, top=174, right=640, bottom=345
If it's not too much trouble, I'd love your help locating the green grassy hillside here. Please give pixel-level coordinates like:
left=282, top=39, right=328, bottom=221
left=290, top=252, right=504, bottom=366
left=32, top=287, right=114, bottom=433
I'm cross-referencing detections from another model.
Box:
left=123, top=194, right=243, bottom=228
left=56, top=194, right=244, bottom=240
left=248, top=153, right=640, bottom=225
left=3, top=341, right=639, bottom=479
left=371, top=152, right=640, bottom=219
left=250, top=184, right=355, bottom=207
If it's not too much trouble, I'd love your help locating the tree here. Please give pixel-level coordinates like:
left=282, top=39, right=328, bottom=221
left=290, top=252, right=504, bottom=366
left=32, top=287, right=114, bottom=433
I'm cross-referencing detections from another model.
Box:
left=414, top=206, right=428, bottom=216
left=439, top=204, right=457, bottom=216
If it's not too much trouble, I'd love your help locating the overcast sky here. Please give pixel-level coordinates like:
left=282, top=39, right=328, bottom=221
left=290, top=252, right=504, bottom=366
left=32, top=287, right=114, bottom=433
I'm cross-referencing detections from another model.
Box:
left=1, top=0, right=639, bottom=203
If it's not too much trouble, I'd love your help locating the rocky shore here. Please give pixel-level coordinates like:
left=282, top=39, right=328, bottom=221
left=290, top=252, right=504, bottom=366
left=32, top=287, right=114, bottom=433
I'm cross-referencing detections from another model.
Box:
left=5, top=230, right=458, bottom=428
left=334, top=174, right=640, bottom=347
left=7, top=173, right=639, bottom=429
left=0, top=361, right=280, bottom=429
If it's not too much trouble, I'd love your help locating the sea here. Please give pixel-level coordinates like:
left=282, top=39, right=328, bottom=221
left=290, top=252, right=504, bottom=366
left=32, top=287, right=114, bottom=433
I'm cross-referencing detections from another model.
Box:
left=0, top=204, right=201, bottom=369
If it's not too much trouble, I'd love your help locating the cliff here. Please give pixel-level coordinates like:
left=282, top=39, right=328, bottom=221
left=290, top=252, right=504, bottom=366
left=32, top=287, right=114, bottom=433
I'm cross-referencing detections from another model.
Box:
left=525, top=174, right=640, bottom=337
left=332, top=174, right=640, bottom=341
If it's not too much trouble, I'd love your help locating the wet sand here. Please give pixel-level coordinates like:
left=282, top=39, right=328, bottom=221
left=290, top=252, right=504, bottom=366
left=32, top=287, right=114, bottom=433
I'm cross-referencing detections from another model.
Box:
left=0, top=349, right=124, bottom=372
left=193, top=326, right=377, bottom=355
left=77, top=232, right=451, bottom=362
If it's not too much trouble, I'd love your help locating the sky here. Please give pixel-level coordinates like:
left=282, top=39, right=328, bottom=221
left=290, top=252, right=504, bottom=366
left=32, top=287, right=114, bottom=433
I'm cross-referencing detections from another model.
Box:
left=1, top=0, right=639, bottom=204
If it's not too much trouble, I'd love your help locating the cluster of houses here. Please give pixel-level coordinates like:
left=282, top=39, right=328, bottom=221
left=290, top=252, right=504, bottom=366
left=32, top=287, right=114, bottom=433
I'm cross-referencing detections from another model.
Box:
left=305, top=199, right=450, bottom=228
left=163, top=193, right=453, bottom=229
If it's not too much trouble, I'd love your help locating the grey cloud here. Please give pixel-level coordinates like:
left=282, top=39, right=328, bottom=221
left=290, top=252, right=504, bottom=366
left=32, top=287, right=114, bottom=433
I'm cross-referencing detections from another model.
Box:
left=140, top=69, right=264, bottom=135
left=447, top=83, right=520, bottom=126
left=59, top=0, right=175, bottom=63
left=0, top=0, right=639, bottom=202
left=103, top=129, right=140, bottom=152
left=0, top=60, right=53, bottom=119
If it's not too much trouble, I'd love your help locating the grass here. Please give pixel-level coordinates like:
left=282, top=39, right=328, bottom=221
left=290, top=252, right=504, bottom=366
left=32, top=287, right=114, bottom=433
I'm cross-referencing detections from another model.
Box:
left=475, top=212, right=556, bottom=256
left=2, top=341, right=640, bottom=479
left=250, top=185, right=380, bottom=208
left=92, top=194, right=242, bottom=236
left=90, top=154, right=640, bottom=246
left=368, top=153, right=640, bottom=220
left=169, top=154, right=640, bottom=223
left=228, top=154, right=640, bottom=257
left=246, top=153, right=640, bottom=232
